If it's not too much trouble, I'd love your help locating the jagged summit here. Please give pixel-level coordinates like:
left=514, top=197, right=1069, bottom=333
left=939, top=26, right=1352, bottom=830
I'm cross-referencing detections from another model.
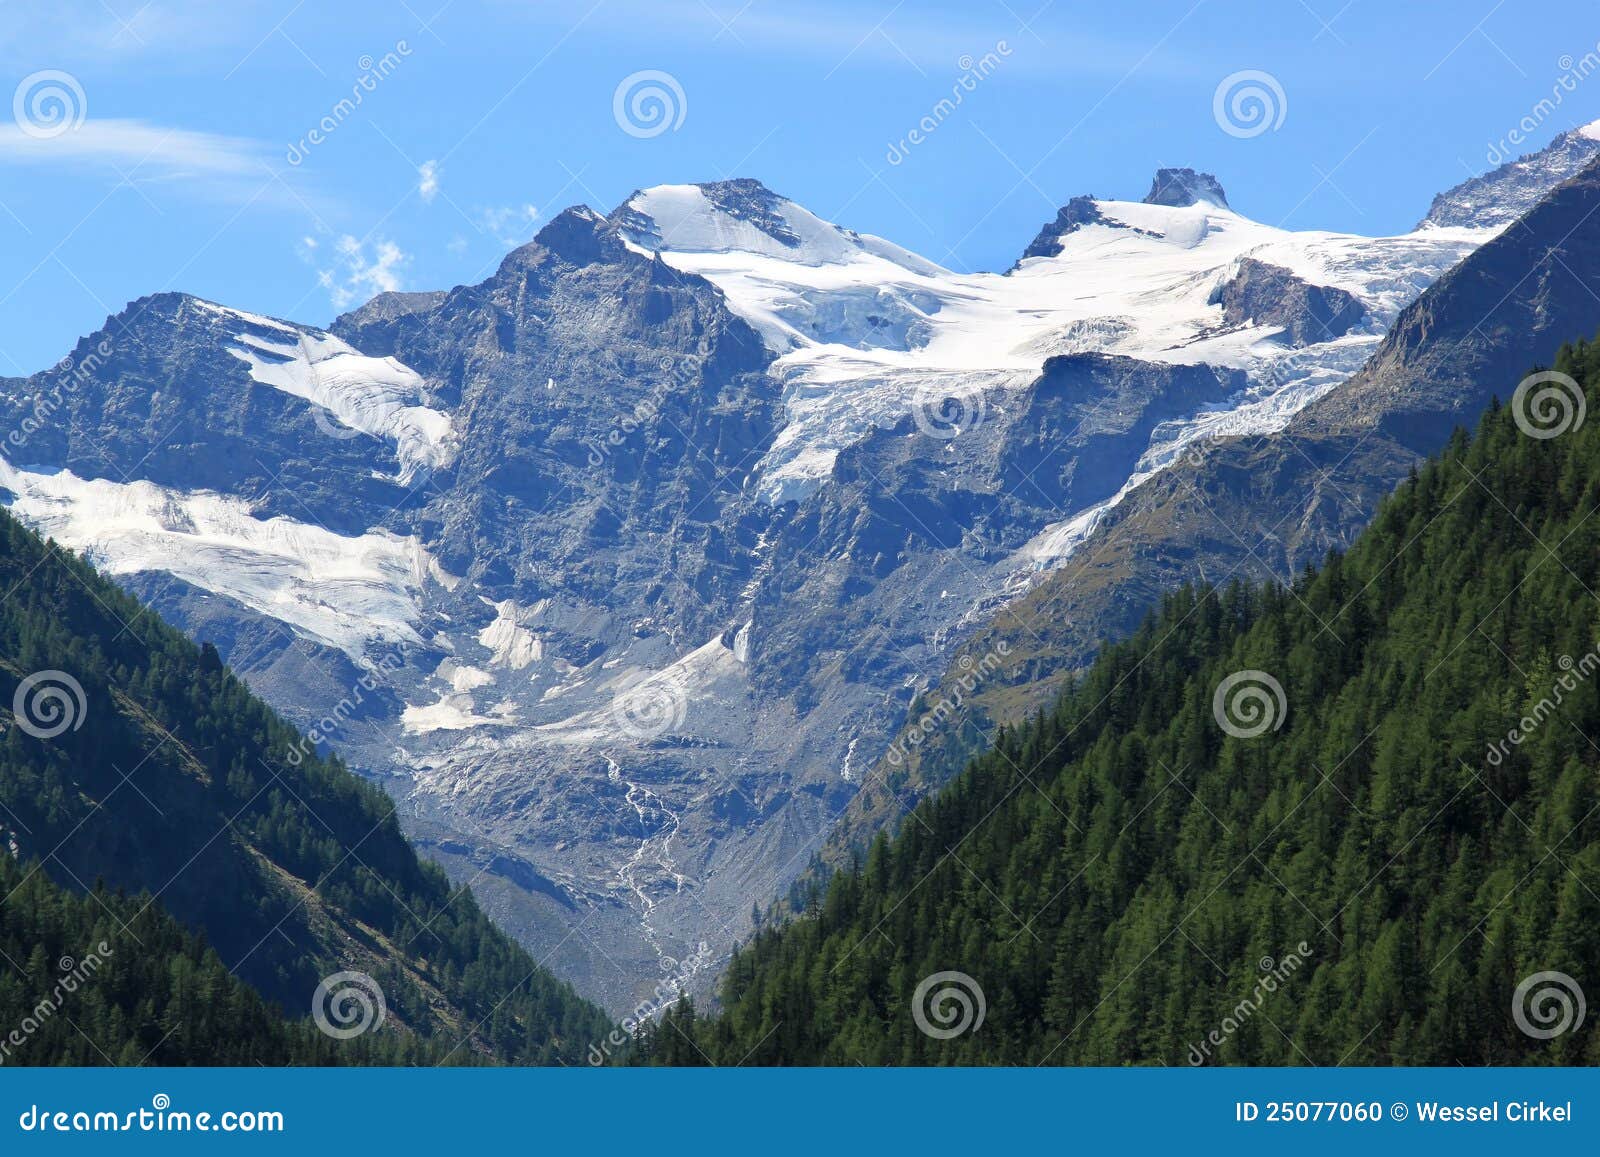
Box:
left=691, top=177, right=801, bottom=246
left=1420, top=119, right=1600, bottom=230
left=1142, top=167, right=1229, bottom=209
left=1016, top=195, right=1106, bottom=263
left=1015, top=169, right=1231, bottom=264
left=609, top=178, right=802, bottom=255
left=499, top=204, right=618, bottom=269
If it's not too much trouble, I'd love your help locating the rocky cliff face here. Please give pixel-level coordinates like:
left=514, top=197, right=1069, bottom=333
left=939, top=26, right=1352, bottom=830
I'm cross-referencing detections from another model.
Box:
left=1421, top=122, right=1600, bottom=229
left=1210, top=258, right=1366, bottom=346
left=1143, top=166, right=1229, bottom=208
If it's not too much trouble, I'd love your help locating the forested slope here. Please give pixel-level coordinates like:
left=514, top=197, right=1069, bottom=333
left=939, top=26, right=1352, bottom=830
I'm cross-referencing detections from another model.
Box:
left=641, top=337, right=1600, bottom=1066
left=0, top=509, right=611, bottom=1064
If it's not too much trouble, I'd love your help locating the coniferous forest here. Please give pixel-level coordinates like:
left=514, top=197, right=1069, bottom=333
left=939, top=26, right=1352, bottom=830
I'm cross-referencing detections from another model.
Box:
left=0, top=507, right=612, bottom=1065
left=633, top=336, right=1600, bottom=1066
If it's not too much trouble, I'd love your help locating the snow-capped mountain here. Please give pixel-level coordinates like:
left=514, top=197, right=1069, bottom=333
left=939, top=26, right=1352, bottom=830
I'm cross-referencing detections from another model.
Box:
left=2, top=125, right=1596, bottom=1014
left=609, top=167, right=1503, bottom=578
left=816, top=144, right=1600, bottom=885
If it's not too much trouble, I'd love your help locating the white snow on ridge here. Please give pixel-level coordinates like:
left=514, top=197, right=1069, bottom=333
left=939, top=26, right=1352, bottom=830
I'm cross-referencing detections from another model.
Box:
left=623, top=183, right=943, bottom=273
left=618, top=184, right=1497, bottom=513
left=219, top=319, right=453, bottom=487
left=0, top=457, right=423, bottom=656
left=1012, top=334, right=1373, bottom=575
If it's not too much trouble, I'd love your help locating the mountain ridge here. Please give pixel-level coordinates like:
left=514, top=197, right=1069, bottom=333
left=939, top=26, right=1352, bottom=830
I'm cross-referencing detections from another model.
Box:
left=3, top=120, right=1598, bottom=1012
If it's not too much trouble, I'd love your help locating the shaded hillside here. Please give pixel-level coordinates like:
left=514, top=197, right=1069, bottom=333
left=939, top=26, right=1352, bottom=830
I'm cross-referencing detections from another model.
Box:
left=0, top=855, right=444, bottom=1065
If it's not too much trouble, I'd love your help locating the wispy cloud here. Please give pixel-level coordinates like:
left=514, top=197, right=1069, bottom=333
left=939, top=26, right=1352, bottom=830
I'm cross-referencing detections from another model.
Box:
left=510, top=0, right=1198, bottom=78
left=316, top=235, right=409, bottom=310
left=0, top=116, right=272, bottom=184
left=0, top=116, right=340, bottom=214
left=474, top=203, right=541, bottom=247
left=0, top=1, right=258, bottom=66
left=0, top=117, right=264, bottom=171
left=418, top=159, right=440, bottom=203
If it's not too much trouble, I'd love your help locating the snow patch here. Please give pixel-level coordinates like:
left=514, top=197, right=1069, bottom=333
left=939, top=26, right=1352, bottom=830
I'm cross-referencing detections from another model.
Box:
left=402, top=693, right=509, bottom=733
left=0, top=458, right=422, bottom=657
left=225, top=326, right=453, bottom=486
left=477, top=598, right=542, bottom=668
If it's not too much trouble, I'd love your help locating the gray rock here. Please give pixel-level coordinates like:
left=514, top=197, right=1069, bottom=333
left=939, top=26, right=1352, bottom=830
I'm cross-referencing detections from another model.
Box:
left=1143, top=167, right=1229, bottom=208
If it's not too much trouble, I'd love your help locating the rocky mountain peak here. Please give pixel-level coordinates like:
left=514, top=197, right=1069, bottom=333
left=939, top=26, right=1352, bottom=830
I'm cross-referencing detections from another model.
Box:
left=336, top=290, right=448, bottom=331
left=1142, top=167, right=1229, bottom=208
left=504, top=204, right=618, bottom=269
left=1015, top=195, right=1107, bottom=263
left=1420, top=119, right=1600, bottom=230
left=610, top=177, right=803, bottom=254
left=692, top=177, right=801, bottom=247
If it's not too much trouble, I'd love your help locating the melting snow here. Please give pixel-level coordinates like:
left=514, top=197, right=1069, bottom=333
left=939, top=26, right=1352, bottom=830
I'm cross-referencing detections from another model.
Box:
left=402, top=694, right=510, bottom=733
left=477, top=598, right=543, bottom=668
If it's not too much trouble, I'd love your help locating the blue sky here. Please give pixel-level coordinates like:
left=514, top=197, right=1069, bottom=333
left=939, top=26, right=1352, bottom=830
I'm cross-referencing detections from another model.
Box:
left=0, top=0, right=1597, bottom=373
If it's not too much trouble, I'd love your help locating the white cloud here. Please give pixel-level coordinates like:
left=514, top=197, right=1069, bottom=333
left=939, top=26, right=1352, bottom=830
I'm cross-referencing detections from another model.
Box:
left=0, top=117, right=265, bottom=174
left=0, top=116, right=329, bottom=211
left=475, top=203, right=540, bottom=247
left=317, top=235, right=409, bottom=310
left=418, top=159, right=440, bottom=203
